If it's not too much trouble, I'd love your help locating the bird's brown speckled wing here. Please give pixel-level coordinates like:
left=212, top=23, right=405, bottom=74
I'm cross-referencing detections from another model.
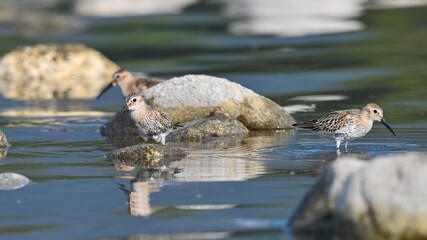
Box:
left=135, top=77, right=165, bottom=91
left=294, top=110, right=356, bottom=133
left=141, top=107, right=176, bottom=136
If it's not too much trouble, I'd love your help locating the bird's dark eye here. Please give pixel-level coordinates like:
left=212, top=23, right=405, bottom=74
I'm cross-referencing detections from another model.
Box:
left=132, top=98, right=137, bottom=102
left=373, top=110, right=378, bottom=113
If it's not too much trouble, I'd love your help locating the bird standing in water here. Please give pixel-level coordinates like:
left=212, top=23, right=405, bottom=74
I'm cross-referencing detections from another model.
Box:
left=292, top=103, right=396, bottom=151
left=97, top=69, right=164, bottom=99
left=117, top=93, right=180, bottom=145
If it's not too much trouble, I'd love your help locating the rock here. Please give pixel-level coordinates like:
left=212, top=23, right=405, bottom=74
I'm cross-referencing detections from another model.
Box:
left=0, top=147, right=8, bottom=162
left=100, top=111, right=250, bottom=147
left=0, top=129, right=8, bottom=162
left=0, top=129, right=7, bottom=147
left=141, top=74, right=295, bottom=130
left=170, top=112, right=249, bottom=141
left=290, top=152, right=427, bottom=240
left=107, top=144, right=186, bottom=168
left=0, top=43, right=119, bottom=100
left=0, top=172, right=30, bottom=190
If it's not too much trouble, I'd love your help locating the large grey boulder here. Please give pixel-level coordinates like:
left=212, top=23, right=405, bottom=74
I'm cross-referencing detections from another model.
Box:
left=141, top=74, right=295, bottom=130
left=0, top=44, right=119, bottom=100
left=290, top=152, right=427, bottom=240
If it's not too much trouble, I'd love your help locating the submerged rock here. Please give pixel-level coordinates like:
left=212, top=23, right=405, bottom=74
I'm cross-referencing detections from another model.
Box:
left=107, top=144, right=186, bottom=168
left=141, top=74, right=295, bottom=130
left=290, top=152, right=427, bottom=240
left=0, top=172, right=30, bottom=190
left=0, top=44, right=119, bottom=100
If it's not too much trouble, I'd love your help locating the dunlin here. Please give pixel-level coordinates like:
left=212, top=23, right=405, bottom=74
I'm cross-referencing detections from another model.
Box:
left=117, top=93, right=180, bottom=145
left=292, top=103, right=396, bottom=150
left=97, top=69, right=164, bottom=99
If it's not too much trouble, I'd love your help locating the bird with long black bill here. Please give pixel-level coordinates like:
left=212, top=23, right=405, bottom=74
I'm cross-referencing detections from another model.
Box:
left=292, top=103, right=396, bottom=151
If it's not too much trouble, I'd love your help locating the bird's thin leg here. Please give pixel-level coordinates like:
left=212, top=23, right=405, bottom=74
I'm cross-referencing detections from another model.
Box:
left=336, top=140, right=341, bottom=151
left=344, top=141, right=349, bottom=151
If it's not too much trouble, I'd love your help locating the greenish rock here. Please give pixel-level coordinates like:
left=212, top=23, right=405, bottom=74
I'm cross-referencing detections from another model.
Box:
left=0, top=43, right=119, bottom=100
left=170, top=113, right=249, bottom=141
left=290, top=152, right=427, bottom=240
left=107, top=144, right=186, bottom=168
left=141, top=74, right=295, bottom=130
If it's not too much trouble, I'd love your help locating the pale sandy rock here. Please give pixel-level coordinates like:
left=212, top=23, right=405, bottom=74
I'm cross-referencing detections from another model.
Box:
left=290, top=152, right=427, bottom=240
left=0, top=43, right=119, bottom=100
left=142, top=74, right=295, bottom=130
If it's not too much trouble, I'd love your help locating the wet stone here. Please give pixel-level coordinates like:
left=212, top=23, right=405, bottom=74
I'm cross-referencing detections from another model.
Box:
left=107, top=144, right=187, bottom=168
left=290, top=152, right=427, bottom=240
left=100, top=111, right=249, bottom=146
left=0, top=173, right=30, bottom=190
left=170, top=113, right=249, bottom=142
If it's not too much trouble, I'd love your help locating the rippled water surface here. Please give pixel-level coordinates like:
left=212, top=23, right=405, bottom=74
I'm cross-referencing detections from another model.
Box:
left=0, top=1, right=427, bottom=240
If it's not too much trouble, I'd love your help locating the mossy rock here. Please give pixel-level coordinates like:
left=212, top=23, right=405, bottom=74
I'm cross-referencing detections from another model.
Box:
left=107, top=144, right=186, bottom=168
left=171, top=113, right=249, bottom=141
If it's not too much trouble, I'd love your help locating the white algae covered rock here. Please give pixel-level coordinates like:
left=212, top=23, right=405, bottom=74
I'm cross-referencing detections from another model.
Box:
left=142, top=74, right=295, bottom=130
left=0, top=44, right=119, bottom=100
left=290, top=152, right=427, bottom=240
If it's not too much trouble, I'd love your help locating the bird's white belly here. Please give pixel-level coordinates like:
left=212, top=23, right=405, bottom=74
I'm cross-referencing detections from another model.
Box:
left=334, top=123, right=370, bottom=141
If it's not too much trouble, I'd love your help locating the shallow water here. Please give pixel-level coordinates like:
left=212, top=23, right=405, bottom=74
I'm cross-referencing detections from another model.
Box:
left=1, top=1, right=427, bottom=240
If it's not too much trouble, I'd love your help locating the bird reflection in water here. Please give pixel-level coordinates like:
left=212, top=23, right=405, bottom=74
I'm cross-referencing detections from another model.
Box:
left=117, top=167, right=178, bottom=217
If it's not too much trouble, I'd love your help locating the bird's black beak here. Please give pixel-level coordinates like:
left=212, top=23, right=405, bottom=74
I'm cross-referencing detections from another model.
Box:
left=380, top=118, right=396, bottom=136
left=115, top=106, right=129, bottom=121
left=96, top=82, right=114, bottom=99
